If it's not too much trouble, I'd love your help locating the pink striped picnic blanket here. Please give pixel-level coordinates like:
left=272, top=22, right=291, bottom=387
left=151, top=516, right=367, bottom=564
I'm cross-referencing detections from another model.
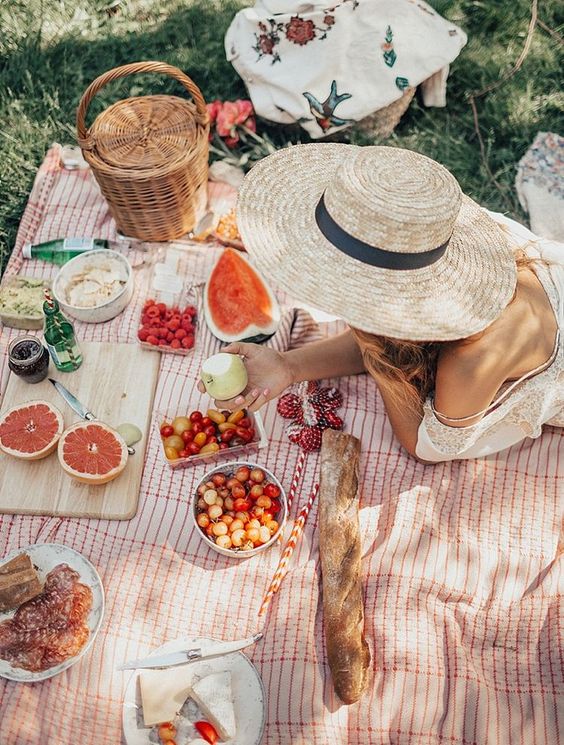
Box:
left=0, top=145, right=562, bottom=745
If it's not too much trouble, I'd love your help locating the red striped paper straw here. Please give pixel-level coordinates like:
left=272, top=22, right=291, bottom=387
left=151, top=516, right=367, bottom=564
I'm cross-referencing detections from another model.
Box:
left=287, top=450, right=306, bottom=514
left=258, top=482, right=319, bottom=619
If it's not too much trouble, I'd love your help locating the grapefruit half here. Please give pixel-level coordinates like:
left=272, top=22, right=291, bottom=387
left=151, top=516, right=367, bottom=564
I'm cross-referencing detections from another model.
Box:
left=58, top=421, right=128, bottom=484
left=0, top=401, right=64, bottom=460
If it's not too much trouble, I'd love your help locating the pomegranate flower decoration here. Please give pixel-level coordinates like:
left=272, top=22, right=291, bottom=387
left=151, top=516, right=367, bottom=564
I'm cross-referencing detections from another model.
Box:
left=207, top=99, right=256, bottom=148
left=277, top=380, right=344, bottom=452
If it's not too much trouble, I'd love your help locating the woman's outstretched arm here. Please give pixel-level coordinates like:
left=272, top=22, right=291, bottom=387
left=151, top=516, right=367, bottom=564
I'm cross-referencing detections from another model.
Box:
left=201, top=330, right=365, bottom=411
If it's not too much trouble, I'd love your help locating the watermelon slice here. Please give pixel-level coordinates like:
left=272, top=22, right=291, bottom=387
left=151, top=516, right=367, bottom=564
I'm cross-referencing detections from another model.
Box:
left=204, top=249, right=280, bottom=344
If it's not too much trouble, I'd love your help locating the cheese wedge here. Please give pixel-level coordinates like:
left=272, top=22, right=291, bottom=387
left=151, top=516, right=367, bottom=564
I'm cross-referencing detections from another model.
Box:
left=189, top=671, right=236, bottom=741
left=139, top=665, right=195, bottom=727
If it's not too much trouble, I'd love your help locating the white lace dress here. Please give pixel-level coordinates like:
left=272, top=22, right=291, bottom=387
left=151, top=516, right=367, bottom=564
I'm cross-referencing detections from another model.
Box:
left=415, top=212, right=564, bottom=462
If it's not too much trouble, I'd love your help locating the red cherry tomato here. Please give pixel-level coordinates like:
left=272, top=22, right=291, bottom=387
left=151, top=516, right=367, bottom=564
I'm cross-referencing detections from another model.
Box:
left=195, top=721, right=218, bottom=745
left=265, top=498, right=281, bottom=515
left=187, top=442, right=201, bottom=455
left=264, top=483, right=281, bottom=499
left=204, top=425, right=216, bottom=438
left=238, top=416, right=252, bottom=429
left=235, top=427, right=253, bottom=443
left=160, top=425, right=174, bottom=438
left=206, top=435, right=218, bottom=445
left=192, top=421, right=203, bottom=434
left=219, top=442, right=229, bottom=450
left=190, top=411, right=203, bottom=422
left=178, top=449, right=189, bottom=458
left=221, top=429, right=235, bottom=443
left=201, top=417, right=213, bottom=428
left=181, top=429, right=195, bottom=444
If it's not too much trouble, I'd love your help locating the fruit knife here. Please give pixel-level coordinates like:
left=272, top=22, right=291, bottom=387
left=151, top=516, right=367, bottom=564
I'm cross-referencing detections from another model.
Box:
left=48, top=378, right=135, bottom=455
left=117, top=632, right=263, bottom=670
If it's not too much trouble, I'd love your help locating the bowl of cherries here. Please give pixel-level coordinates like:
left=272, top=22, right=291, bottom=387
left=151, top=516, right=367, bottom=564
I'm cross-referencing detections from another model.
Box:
left=192, top=462, right=287, bottom=558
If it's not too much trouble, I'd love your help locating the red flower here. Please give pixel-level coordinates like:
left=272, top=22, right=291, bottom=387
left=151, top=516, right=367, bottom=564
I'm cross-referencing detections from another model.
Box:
left=258, top=34, right=275, bottom=55
left=285, top=16, right=316, bottom=45
left=206, top=100, right=222, bottom=124
left=324, top=15, right=335, bottom=25
left=215, top=99, right=256, bottom=143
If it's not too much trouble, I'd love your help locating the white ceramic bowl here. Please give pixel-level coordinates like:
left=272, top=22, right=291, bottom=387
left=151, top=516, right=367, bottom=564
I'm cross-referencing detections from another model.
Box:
left=52, top=249, right=133, bottom=323
left=192, top=461, right=287, bottom=559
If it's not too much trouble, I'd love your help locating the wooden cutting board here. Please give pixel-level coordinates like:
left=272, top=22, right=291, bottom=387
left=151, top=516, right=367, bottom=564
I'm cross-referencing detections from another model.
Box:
left=0, top=342, right=160, bottom=520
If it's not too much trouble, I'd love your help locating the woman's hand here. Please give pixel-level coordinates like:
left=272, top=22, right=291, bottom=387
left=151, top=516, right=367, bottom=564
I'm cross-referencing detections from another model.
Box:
left=197, top=342, right=294, bottom=412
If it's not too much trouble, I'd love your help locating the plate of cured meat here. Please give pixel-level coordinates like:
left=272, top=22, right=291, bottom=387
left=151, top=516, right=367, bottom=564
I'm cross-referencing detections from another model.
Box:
left=0, top=543, right=104, bottom=682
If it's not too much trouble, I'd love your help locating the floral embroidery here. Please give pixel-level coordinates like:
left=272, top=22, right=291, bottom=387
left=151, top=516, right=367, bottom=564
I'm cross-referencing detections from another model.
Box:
left=395, top=76, right=410, bottom=90
left=253, top=19, right=284, bottom=64
left=303, top=80, right=355, bottom=132
left=516, top=132, right=564, bottom=200
left=382, top=25, right=396, bottom=67
left=286, top=16, right=316, bottom=45
left=252, top=10, right=340, bottom=64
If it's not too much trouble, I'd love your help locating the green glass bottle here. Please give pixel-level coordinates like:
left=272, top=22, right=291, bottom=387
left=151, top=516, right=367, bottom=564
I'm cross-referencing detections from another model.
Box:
left=42, top=290, right=83, bottom=372
left=23, top=238, right=109, bottom=265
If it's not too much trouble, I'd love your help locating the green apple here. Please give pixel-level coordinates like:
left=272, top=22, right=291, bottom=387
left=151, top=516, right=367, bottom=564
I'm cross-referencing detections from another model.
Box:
left=200, top=353, right=248, bottom=400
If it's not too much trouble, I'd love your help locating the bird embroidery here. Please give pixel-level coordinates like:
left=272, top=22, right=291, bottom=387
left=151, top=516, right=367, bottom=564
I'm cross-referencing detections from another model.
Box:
left=303, top=80, right=355, bottom=132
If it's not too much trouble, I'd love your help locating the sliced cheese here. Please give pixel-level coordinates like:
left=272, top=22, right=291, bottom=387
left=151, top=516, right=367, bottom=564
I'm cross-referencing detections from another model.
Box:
left=189, top=671, right=236, bottom=741
left=139, top=665, right=195, bottom=727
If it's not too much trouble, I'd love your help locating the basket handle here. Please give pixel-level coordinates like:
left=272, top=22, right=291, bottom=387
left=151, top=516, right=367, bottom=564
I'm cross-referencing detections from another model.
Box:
left=76, top=61, right=209, bottom=150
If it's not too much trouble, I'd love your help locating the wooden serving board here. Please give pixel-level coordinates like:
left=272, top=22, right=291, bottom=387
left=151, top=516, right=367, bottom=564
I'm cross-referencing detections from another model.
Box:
left=0, top=342, right=160, bottom=520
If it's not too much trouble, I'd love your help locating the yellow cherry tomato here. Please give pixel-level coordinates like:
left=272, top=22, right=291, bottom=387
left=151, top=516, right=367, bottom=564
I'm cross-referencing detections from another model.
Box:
left=200, top=442, right=220, bottom=454
left=164, top=446, right=179, bottom=460
left=194, top=432, right=207, bottom=447
left=207, top=409, right=226, bottom=424
left=227, top=409, right=245, bottom=424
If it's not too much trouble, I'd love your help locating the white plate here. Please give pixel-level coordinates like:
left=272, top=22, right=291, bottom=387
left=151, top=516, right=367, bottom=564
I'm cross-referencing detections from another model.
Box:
left=0, top=543, right=105, bottom=682
left=122, top=638, right=266, bottom=745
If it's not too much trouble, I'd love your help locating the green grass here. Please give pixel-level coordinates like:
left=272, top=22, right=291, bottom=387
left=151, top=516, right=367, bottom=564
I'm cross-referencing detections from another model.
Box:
left=0, top=0, right=562, bottom=275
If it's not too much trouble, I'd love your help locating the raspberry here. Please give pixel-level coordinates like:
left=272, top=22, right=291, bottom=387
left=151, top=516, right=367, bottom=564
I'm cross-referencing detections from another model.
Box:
left=277, top=393, right=302, bottom=419
left=313, top=386, right=343, bottom=410
left=298, top=425, right=322, bottom=452
left=323, top=411, right=344, bottom=430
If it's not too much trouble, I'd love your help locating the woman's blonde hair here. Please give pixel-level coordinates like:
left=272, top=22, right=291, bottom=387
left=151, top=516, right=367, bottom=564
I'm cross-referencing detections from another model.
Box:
left=351, top=249, right=535, bottom=411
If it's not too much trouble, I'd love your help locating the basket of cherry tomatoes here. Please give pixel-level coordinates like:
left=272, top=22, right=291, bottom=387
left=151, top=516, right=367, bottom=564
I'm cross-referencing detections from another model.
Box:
left=158, top=407, right=267, bottom=468
left=193, top=462, right=287, bottom=558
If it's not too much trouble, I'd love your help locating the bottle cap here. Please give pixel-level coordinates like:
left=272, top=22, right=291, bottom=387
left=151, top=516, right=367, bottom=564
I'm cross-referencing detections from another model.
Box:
left=22, top=243, right=32, bottom=259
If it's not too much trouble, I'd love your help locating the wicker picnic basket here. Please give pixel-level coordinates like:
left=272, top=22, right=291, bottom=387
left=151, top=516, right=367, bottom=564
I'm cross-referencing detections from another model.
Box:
left=76, top=61, right=210, bottom=241
left=355, top=87, right=416, bottom=140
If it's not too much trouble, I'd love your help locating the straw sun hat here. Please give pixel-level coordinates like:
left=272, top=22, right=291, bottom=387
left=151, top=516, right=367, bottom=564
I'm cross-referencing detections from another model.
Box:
left=237, top=144, right=518, bottom=341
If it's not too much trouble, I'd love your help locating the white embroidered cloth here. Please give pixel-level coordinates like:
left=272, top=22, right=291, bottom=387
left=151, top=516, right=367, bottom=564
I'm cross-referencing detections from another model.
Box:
left=225, top=0, right=467, bottom=138
left=516, top=132, right=564, bottom=242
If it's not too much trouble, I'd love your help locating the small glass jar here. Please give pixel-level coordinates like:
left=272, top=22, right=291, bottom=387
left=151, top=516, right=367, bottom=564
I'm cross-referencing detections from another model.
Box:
left=8, top=335, right=50, bottom=383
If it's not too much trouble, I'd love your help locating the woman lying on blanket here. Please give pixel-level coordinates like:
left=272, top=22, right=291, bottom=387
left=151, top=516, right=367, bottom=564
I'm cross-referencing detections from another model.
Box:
left=201, top=145, right=564, bottom=462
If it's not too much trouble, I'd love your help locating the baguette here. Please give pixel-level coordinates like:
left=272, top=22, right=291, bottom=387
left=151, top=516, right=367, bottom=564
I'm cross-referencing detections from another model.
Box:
left=319, top=429, right=370, bottom=704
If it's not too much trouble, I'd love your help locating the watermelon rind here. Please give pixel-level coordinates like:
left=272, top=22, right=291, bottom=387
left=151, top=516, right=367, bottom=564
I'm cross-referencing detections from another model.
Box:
left=204, top=249, right=281, bottom=344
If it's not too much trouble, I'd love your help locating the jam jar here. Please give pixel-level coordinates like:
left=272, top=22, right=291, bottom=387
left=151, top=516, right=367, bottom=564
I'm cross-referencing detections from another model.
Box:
left=8, top=335, right=50, bottom=383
